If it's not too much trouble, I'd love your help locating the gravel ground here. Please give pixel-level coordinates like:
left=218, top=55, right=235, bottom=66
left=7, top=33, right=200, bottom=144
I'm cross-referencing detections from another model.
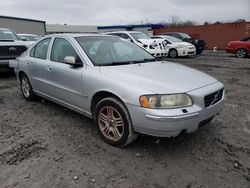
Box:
left=0, top=52, right=250, bottom=188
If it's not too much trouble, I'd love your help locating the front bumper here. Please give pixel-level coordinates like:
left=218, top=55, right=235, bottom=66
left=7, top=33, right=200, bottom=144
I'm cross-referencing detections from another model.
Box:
left=178, top=48, right=196, bottom=56
left=0, top=60, right=12, bottom=72
left=127, top=82, right=224, bottom=137
left=226, top=47, right=235, bottom=54
left=147, top=49, right=168, bottom=58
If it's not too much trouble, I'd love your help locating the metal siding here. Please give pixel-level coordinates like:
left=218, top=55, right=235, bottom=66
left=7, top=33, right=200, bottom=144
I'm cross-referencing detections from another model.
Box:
left=46, top=24, right=98, bottom=34
left=0, top=17, right=45, bottom=36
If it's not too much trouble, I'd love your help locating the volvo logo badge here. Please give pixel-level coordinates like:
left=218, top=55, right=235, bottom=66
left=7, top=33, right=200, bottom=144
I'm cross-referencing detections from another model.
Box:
left=211, top=91, right=220, bottom=105
left=9, top=47, right=17, bottom=51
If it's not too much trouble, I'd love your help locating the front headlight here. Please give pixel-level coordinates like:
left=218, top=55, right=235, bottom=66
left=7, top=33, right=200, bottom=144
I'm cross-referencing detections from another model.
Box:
left=139, top=94, right=193, bottom=109
left=177, top=45, right=185, bottom=49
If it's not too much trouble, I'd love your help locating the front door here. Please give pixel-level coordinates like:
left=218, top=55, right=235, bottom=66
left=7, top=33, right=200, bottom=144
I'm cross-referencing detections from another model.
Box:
left=45, top=37, right=85, bottom=109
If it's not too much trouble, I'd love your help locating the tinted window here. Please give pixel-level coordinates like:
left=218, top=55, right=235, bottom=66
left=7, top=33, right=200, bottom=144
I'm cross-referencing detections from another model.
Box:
left=120, top=33, right=130, bottom=39
left=172, top=34, right=182, bottom=39
left=108, top=33, right=121, bottom=37
left=33, top=38, right=51, bottom=59
left=51, top=38, right=78, bottom=63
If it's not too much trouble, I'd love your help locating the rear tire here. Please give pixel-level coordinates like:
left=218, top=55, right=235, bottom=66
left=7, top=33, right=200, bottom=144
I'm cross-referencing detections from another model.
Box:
left=236, top=49, right=247, bottom=58
left=94, top=97, right=137, bottom=147
left=20, top=74, right=36, bottom=101
left=169, top=49, right=178, bottom=58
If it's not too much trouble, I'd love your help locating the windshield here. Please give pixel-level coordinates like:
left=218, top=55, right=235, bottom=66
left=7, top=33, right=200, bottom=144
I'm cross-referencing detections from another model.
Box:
left=19, top=35, right=41, bottom=41
left=179, top=33, right=191, bottom=39
left=130, top=32, right=151, bottom=40
left=164, top=36, right=182, bottom=43
left=0, top=29, right=20, bottom=40
left=75, top=36, right=155, bottom=66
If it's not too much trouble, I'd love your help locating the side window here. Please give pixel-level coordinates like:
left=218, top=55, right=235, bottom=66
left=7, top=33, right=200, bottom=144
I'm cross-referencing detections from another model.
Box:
left=174, top=34, right=181, bottom=39
left=33, top=38, right=51, bottom=60
left=120, top=33, right=130, bottom=39
left=110, top=33, right=121, bottom=37
left=30, top=46, right=35, bottom=57
left=51, top=38, right=79, bottom=63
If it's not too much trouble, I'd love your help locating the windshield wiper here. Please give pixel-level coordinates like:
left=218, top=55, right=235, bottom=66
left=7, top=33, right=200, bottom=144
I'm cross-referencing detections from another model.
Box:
left=99, top=61, right=134, bottom=66
left=99, top=58, right=157, bottom=66
left=132, top=58, right=157, bottom=63
left=0, top=39, right=15, bottom=42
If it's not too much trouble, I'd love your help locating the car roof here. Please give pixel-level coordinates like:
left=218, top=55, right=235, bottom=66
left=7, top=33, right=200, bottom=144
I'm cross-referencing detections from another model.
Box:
left=0, top=28, right=11, bottom=31
left=105, top=31, right=143, bottom=34
left=48, top=33, right=117, bottom=38
left=18, top=34, right=39, bottom=36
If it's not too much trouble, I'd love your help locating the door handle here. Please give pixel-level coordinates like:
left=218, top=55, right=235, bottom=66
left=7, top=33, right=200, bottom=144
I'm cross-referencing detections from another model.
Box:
left=47, top=67, right=52, bottom=71
left=25, top=62, right=29, bottom=66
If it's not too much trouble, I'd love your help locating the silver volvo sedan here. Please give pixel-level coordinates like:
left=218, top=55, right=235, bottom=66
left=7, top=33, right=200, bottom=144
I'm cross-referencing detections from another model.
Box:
left=13, top=34, right=224, bottom=147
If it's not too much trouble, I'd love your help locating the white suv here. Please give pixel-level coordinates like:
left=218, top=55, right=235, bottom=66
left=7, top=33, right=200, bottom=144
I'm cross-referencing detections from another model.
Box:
left=105, top=31, right=168, bottom=58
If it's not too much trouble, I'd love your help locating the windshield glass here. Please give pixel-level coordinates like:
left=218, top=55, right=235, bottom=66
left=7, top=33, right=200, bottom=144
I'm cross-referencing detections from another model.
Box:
left=179, top=33, right=191, bottom=39
left=19, top=35, right=41, bottom=41
left=0, top=29, right=20, bottom=40
left=164, top=36, right=182, bottom=43
left=75, top=36, right=155, bottom=66
left=130, top=32, right=151, bottom=40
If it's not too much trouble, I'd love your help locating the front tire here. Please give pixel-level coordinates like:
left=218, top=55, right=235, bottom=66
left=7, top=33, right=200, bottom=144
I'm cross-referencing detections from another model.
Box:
left=169, top=49, right=178, bottom=58
left=94, top=97, right=137, bottom=147
left=20, top=74, right=36, bottom=101
left=236, top=49, right=247, bottom=58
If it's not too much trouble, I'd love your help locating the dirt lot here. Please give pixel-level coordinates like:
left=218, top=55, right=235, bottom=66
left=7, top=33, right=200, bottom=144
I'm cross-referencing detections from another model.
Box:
left=0, top=52, right=250, bottom=188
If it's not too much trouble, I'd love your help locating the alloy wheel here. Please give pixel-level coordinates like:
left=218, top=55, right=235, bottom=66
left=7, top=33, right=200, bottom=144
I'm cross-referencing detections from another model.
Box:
left=236, top=49, right=246, bottom=58
left=169, top=49, right=177, bottom=58
left=98, top=106, right=124, bottom=141
left=21, top=77, right=30, bottom=98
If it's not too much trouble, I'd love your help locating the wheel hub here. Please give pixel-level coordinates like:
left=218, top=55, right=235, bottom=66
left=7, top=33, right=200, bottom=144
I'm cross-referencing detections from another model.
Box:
left=98, top=106, right=124, bottom=141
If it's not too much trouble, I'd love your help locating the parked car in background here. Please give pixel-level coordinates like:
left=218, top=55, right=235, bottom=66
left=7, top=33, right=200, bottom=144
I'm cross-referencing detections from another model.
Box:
left=152, top=35, right=196, bottom=58
left=105, top=31, right=168, bottom=58
left=0, top=28, right=29, bottom=72
left=226, top=37, right=250, bottom=58
left=163, top=32, right=205, bottom=55
left=18, top=34, right=41, bottom=44
left=12, top=34, right=224, bottom=147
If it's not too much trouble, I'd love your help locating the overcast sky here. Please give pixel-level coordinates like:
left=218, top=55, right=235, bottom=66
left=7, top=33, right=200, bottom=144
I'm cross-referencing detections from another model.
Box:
left=0, top=0, right=249, bottom=26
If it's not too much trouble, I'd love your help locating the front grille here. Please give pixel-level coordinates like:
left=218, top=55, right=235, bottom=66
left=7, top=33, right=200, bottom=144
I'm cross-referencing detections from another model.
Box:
left=0, top=45, right=27, bottom=60
left=204, top=89, right=223, bottom=108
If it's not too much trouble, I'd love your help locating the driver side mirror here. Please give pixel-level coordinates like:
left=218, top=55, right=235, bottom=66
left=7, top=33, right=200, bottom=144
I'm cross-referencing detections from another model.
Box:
left=64, top=56, right=83, bottom=67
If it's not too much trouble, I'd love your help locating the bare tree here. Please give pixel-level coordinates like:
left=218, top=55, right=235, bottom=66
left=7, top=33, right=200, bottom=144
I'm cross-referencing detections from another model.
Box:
left=170, top=15, right=180, bottom=26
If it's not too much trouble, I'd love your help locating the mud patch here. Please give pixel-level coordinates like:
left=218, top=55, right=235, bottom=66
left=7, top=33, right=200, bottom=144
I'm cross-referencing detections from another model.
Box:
left=0, top=139, right=47, bottom=165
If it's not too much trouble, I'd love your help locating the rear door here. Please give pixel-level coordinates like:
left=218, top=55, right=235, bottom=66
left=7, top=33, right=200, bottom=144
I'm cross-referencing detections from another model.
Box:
left=26, top=37, right=51, bottom=94
left=45, top=37, right=85, bottom=109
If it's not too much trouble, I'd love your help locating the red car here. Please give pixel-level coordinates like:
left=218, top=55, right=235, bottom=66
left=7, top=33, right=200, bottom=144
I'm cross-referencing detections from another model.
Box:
left=226, top=37, right=250, bottom=58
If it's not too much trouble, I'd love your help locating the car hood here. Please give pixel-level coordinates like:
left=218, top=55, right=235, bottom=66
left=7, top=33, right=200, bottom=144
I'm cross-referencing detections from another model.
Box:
left=99, top=61, right=217, bottom=94
left=228, top=41, right=247, bottom=45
